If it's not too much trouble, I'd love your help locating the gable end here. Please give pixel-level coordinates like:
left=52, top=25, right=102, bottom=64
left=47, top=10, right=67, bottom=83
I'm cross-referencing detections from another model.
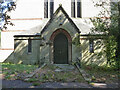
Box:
left=41, top=5, right=81, bottom=34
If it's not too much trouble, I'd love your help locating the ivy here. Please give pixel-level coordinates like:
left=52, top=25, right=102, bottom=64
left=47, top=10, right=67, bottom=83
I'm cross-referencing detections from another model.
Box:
left=90, top=1, right=119, bottom=69
left=72, top=33, right=80, bottom=47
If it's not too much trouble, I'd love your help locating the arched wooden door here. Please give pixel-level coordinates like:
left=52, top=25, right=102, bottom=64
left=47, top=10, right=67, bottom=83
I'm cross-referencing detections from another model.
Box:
left=53, top=33, right=68, bottom=64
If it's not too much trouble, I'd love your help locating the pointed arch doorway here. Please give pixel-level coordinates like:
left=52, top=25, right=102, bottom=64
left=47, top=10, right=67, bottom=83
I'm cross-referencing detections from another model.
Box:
left=50, top=28, right=72, bottom=64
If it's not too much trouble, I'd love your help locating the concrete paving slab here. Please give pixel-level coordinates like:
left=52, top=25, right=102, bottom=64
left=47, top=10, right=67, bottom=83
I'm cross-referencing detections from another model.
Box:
left=54, top=64, right=75, bottom=71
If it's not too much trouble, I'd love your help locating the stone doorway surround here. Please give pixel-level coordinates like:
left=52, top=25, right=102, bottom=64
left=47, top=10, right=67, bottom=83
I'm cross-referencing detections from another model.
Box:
left=49, top=28, right=72, bottom=64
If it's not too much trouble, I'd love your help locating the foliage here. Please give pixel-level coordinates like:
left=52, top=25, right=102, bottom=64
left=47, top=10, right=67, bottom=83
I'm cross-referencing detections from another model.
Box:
left=72, top=33, right=81, bottom=47
left=82, top=63, right=118, bottom=83
left=26, top=78, right=38, bottom=82
left=0, top=0, right=16, bottom=30
left=105, top=36, right=117, bottom=68
left=90, top=1, right=119, bottom=69
left=32, top=82, right=41, bottom=86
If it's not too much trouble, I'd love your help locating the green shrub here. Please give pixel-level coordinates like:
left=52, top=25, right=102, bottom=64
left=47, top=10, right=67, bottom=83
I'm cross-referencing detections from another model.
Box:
left=32, top=82, right=40, bottom=86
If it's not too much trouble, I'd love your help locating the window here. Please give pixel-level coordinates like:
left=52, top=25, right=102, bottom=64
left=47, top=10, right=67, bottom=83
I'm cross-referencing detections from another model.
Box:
left=71, top=0, right=82, bottom=18
left=89, top=39, right=94, bottom=53
left=71, top=0, right=76, bottom=17
left=44, top=0, right=54, bottom=18
left=77, top=0, right=81, bottom=18
left=44, top=0, right=48, bottom=18
left=50, top=0, right=54, bottom=18
left=28, top=39, right=32, bottom=53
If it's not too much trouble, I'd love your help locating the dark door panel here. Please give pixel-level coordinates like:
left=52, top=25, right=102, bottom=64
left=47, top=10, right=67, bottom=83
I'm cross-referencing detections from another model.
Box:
left=54, top=33, right=68, bottom=64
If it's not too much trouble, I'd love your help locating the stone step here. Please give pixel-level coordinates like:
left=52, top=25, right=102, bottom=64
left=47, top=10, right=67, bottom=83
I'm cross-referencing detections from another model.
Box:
left=54, top=64, right=75, bottom=72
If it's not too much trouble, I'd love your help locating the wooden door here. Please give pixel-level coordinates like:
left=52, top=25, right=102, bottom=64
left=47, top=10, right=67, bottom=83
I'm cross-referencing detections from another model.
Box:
left=54, top=33, right=68, bottom=64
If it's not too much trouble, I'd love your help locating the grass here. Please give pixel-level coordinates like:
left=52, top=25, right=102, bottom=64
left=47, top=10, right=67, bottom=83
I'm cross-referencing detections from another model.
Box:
left=2, top=62, right=118, bottom=85
left=26, top=78, right=38, bottom=82
left=1, top=62, right=87, bottom=86
left=1, top=63, right=38, bottom=80
left=81, top=63, right=118, bottom=83
left=32, top=82, right=41, bottom=86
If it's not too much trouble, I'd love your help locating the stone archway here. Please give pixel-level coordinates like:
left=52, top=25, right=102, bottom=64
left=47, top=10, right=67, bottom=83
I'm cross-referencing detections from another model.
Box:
left=49, top=28, right=72, bottom=64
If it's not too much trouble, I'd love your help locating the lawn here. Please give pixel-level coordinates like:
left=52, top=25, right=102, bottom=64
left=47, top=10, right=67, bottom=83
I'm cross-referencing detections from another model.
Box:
left=1, top=63, right=86, bottom=86
left=81, top=64, right=119, bottom=84
left=1, top=62, right=118, bottom=85
left=1, top=63, right=38, bottom=80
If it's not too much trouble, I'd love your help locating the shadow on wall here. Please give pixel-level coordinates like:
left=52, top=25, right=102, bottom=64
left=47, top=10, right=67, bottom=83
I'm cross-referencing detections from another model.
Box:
left=3, top=36, right=50, bottom=65
left=3, top=40, right=28, bottom=64
left=39, top=44, right=49, bottom=64
left=81, top=39, right=107, bottom=66
left=3, top=36, right=107, bottom=66
left=3, top=39, right=41, bottom=65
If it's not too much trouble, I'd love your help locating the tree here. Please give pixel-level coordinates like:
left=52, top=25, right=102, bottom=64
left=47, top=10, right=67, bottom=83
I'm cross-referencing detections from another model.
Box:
left=90, top=0, right=120, bottom=69
left=0, top=0, right=16, bottom=30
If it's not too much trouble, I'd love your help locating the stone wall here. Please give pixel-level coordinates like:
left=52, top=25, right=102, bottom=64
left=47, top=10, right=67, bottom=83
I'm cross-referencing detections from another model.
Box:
left=80, top=35, right=107, bottom=66
left=9, top=36, right=41, bottom=65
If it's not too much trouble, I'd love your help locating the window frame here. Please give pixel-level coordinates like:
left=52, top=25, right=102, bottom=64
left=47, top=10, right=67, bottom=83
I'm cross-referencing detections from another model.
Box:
left=71, top=0, right=82, bottom=18
left=44, top=0, right=48, bottom=18
left=71, top=0, right=76, bottom=18
left=77, top=0, right=82, bottom=18
left=89, top=39, right=94, bottom=53
left=50, top=0, right=54, bottom=18
left=28, top=39, right=32, bottom=53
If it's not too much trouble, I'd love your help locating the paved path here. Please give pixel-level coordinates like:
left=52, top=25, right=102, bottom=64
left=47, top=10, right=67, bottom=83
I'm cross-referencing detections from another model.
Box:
left=2, top=80, right=33, bottom=88
left=2, top=79, right=119, bottom=88
left=90, top=83, right=119, bottom=88
left=2, top=79, right=92, bottom=88
left=54, top=64, right=75, bottom=72
left=35, top=82, right=92, bottom=88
